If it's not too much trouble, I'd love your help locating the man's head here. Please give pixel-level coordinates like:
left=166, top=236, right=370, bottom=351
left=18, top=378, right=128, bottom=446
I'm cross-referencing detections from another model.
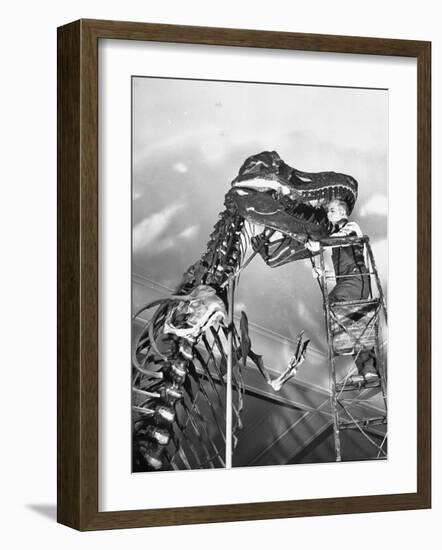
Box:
left=327, top=199, right=349, bottom=225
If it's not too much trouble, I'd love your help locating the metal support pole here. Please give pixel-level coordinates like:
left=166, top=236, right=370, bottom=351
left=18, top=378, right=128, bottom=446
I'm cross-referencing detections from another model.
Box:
left=225, top=279, right=235, bottom=469
left=319, top=245, right=342, bottom=462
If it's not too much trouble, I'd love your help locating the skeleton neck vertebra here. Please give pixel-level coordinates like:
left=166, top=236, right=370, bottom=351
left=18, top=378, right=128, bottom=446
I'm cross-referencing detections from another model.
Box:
left=178, top=196, right=246, bottom=293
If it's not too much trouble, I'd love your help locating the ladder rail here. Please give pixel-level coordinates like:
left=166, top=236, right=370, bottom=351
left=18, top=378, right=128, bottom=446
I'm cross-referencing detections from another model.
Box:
left=365, top=240, right=388, bottom=323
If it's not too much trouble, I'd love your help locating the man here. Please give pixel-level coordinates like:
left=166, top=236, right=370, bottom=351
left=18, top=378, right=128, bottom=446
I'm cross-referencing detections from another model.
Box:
left=306, top=199, right=378, bottom=383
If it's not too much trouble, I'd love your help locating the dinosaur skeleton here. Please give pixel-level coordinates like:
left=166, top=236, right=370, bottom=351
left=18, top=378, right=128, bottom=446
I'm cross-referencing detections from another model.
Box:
left=132, top=150, right=358, bottom=472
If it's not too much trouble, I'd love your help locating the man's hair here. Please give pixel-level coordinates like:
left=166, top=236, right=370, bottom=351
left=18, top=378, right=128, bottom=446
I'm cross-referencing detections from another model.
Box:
left=329, top=199, right=349, bottom=217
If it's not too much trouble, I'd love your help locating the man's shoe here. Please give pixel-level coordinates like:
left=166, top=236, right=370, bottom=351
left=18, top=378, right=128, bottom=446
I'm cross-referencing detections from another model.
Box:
left=363, top=371, right=379, bottom=383
left=348, top=374, right=365, bottom=385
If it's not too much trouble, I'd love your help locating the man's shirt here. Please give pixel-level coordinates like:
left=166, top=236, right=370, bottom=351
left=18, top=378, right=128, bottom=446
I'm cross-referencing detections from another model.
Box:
left=330, top=219, right=366, bottom=277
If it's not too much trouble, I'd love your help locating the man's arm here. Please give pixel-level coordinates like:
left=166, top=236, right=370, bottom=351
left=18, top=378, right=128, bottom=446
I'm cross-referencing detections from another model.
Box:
left=331, top=220, right=363, bottom=238
left=305, top=239, right=320, bottom=252
left=305, top=220, right=363, bottom=255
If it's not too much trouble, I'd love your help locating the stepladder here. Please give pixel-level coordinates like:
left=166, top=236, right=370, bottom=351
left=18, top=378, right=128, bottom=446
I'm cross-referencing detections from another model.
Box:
left=312, top=235, right=388, bottom=462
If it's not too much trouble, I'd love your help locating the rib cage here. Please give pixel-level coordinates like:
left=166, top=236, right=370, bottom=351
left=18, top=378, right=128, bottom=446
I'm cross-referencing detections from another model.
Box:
left=132, top=202, right=247, bottom=472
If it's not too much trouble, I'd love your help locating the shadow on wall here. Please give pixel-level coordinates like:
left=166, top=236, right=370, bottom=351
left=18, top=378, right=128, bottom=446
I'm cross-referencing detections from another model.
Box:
left=25, top=504, right=57, bottom=522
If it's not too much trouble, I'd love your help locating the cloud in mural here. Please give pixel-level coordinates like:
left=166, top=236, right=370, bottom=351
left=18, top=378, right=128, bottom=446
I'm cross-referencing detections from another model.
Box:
left=359, top=194, right=388, bottom=217
left=133, top=203, right=184, bottom=251
left=178, top=225, right=199, bottom=239
left=173, top=162, right=188, bottom=173
left=154, top=224, right=200, bottom=253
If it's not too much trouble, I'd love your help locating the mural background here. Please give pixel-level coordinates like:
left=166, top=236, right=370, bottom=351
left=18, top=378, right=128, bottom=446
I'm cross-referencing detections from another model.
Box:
left=132, top=77, right=388, bottom=392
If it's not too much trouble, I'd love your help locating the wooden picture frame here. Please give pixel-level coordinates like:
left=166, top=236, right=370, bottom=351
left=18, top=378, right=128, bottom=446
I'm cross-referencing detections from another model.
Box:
left=57, top=18, right=431, bottom=530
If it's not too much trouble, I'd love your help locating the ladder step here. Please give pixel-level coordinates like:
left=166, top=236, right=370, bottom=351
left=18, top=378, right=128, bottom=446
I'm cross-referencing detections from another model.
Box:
left=325, top=273, right=377, bottom=281
left=336, top=378, right=381, bottom=392
left=338, top=416, right=387, bottom=431
left=329, top=298, right=380, bottom=307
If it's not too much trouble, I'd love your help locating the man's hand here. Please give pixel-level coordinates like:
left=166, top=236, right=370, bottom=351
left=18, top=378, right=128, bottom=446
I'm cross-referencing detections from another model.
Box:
left=311, top=267, right=324, bottom=279
left=305, top=239, right=320, bottom=253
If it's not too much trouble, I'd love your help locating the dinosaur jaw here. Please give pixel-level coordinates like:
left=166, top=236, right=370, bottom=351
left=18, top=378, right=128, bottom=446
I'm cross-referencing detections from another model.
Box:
left=228, top=186, right=329, bottom=242
left=231, top=151, right=358, bottom=215
left=292, top=181, right=357, bottom=211
left=231, top=175, right=301, bottom=198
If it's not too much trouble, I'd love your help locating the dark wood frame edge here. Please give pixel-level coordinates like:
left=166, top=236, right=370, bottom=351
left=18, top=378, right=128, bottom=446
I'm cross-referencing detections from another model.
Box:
left=57, top=18, right=431, bottom=531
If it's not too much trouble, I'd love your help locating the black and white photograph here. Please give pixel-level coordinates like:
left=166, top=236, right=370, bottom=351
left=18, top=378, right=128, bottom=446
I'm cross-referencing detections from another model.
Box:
left=131, top=76, right=388, bottom=472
